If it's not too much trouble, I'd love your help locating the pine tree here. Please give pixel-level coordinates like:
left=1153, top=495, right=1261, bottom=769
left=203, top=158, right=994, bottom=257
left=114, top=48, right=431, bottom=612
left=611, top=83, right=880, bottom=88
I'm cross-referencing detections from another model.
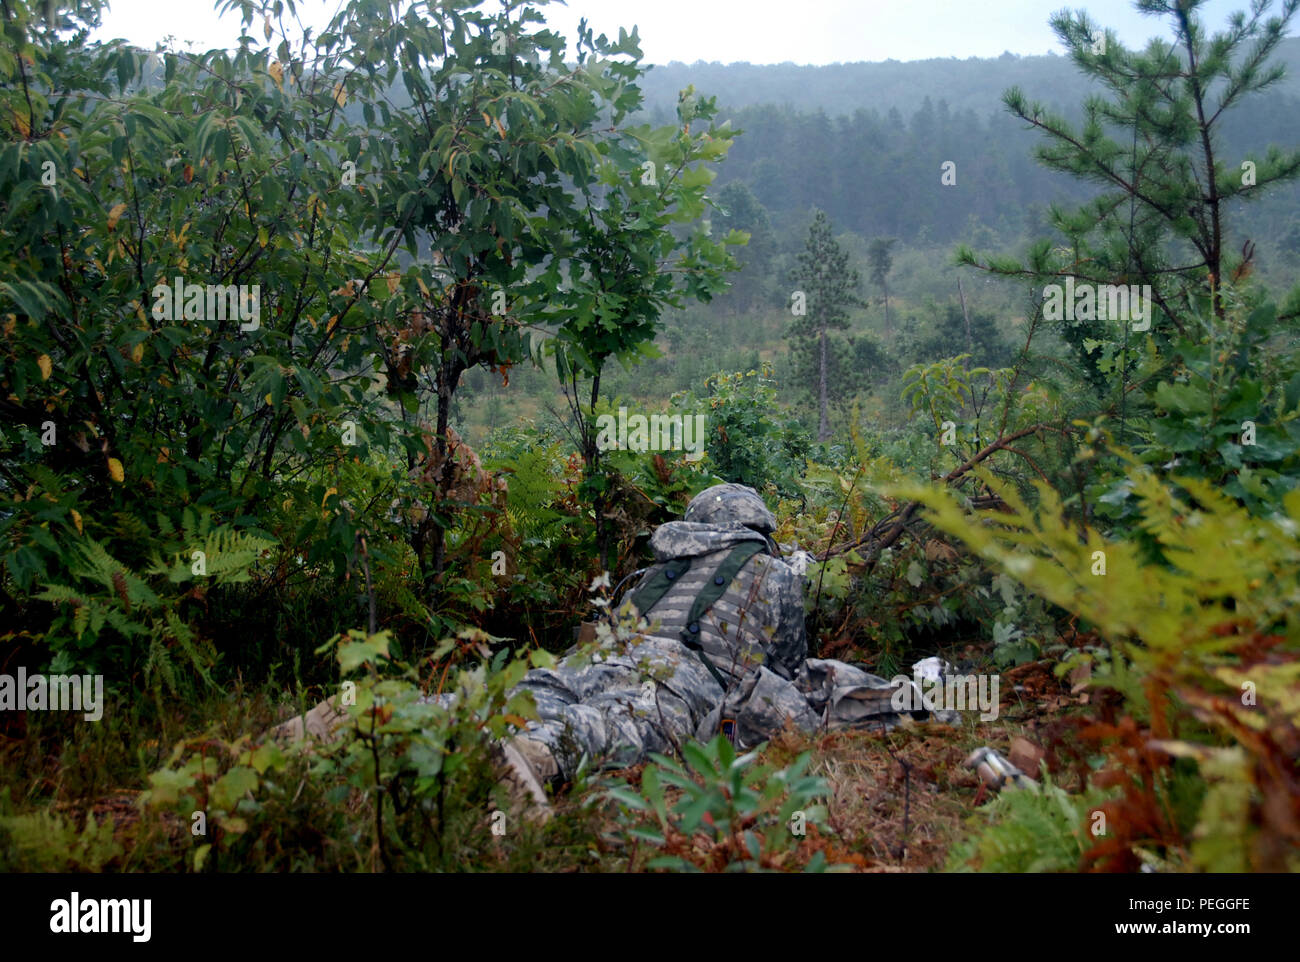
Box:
left=717, top=181, right=777, bottom=312
left=958, top=0, right=1300, bottom=393
left=866, top=237, right=898, bottom=335
left=789, top=209, right=864, bottom=441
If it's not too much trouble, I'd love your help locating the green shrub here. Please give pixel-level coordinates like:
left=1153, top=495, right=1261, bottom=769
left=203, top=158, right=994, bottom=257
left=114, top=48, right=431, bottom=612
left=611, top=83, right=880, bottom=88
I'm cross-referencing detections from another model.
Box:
left=601, top=734, right=846, bottom=872
left=676, top=364, right=811, bottom=497
left=140, top=628, right=561, bottom=871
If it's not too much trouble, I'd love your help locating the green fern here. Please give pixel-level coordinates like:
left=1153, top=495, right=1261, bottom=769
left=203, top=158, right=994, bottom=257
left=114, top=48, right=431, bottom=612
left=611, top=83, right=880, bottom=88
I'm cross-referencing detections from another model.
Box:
left=382, top=569, right=433, bottom=630
left=891, top=453, right=1300, bottom=871
left=492, top=444, right=569, bottom=542
left=35, top=531, right=237, bottom=691
left=73, top=538, right=161, bottom=608
left=143, top=507, right=276, bottom=585
left=946, top=772, right=1116, bottom=872
left=0, top=809, right=123, bottom=872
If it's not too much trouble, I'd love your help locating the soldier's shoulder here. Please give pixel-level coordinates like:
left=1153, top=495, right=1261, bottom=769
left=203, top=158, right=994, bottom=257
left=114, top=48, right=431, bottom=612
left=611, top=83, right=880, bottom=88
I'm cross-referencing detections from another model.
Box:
left=748, top=551, right=801, bottom=588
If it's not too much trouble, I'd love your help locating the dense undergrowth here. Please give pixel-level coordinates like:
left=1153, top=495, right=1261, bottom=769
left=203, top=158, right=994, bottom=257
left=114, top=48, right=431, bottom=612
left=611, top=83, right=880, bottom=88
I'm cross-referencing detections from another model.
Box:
left=3, top=0, right=1299, bottom=871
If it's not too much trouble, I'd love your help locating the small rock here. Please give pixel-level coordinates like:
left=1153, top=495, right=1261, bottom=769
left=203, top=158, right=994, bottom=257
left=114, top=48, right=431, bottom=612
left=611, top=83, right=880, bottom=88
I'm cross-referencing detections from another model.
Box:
left=1008, top=735, right=1045, bottom=775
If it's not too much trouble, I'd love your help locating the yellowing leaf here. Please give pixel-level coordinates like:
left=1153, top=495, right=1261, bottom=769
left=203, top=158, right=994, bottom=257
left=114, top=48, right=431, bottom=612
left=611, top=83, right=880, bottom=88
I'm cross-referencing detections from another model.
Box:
left=131, top=342, right=144, bottom=363
left=70, top=509, right=83, bottom=534
left=107, top=457, right=124, bottom=483
left=321, top=486, right=337, bottom=509
left=263, top=14, right=272, bottom=41
left=268, top=61, right=284, bottom=89
left=107, top=202, right=128, bottom=230
left=265, top=393, right=273, bottom=407
left=37, top=354, right=52, bottom=380
left=333, top=82, right=346, bottom=107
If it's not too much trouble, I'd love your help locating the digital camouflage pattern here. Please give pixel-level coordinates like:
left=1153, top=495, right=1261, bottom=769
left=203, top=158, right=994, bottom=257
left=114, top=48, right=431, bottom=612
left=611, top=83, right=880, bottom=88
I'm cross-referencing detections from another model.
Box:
left=683, top=482, right=778, bottom=532
left=271, top=485, right=932, bottom=789
left=508, top=485, right=927, bottom=782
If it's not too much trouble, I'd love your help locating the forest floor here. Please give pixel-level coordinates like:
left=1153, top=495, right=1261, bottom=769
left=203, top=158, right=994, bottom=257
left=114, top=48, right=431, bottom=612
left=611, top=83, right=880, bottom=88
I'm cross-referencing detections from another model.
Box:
left=1, top=642, right=1094, bottom=872
left=579, top=653, right=1095, bottom=872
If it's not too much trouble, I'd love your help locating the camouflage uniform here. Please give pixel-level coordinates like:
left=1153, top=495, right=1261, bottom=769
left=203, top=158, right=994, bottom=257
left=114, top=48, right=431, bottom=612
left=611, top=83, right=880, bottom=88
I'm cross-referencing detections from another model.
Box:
left=510, top=484, right=915, bottom=783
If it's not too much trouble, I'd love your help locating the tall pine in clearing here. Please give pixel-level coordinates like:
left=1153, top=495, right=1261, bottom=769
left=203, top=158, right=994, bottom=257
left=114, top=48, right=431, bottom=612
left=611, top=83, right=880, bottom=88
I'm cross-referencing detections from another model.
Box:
left=866, top=237, right=897, bottom=336
left=789, top=209, right=863, bottom=441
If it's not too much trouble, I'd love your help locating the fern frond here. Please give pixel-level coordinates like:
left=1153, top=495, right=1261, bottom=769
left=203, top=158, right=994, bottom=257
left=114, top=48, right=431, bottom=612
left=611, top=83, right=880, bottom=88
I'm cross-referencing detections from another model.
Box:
left=163, top=609, right=217, bottom=688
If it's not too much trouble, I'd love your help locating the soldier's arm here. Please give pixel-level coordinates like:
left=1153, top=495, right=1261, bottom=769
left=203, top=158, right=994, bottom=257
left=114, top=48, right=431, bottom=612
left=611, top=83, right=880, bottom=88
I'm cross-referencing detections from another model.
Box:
left=755, top=556, right=809, bottom=680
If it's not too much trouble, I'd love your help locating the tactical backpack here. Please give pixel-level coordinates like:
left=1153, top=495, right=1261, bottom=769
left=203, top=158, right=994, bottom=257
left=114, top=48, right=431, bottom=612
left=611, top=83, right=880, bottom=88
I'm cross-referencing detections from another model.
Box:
left=628, top=538, right=776, bottom=743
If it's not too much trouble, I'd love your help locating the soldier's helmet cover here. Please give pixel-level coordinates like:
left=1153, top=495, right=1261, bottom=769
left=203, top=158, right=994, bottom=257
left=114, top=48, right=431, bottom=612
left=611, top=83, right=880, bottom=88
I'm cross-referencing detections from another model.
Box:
left=684, top=483, right=777, bottom=533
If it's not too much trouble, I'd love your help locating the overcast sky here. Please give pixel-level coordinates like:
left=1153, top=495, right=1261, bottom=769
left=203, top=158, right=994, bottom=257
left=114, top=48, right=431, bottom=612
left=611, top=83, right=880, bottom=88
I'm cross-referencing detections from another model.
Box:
left=89, top=0, right=1278, bottom=65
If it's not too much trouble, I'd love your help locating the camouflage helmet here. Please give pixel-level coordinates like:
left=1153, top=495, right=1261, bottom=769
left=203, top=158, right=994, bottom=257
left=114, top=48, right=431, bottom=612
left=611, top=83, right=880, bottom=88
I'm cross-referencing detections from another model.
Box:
left=684, top=483, right=776, bottom=533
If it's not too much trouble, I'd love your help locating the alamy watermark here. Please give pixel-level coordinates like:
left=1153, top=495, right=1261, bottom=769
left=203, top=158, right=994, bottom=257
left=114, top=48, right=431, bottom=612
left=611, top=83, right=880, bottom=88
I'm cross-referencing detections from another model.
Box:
left=1042, top=277, right=1152, bottom=332
left=50, top=892, right=150, bottom=942
left=151, top=276, right=260, bottom=331
left=0, top=668, right=103, bottom=721
left=890, top=668, right=999, bottom=721
left=594, top=407, right=707, bottom=461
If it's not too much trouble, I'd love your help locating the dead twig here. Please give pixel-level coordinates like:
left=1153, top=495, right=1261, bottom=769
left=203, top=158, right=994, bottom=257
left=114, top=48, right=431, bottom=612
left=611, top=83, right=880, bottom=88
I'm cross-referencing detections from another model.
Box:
left=877, top=731, right=912, bottom=865
left=820, top=421, right=1067, bottom=566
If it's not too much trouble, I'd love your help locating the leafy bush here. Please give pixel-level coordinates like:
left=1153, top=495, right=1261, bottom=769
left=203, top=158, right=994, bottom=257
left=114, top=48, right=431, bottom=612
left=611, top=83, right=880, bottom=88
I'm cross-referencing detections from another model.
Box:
left=677, top=363, right=811, bottom=497
left=601, top=734, right=847, bottom=872
left=140, top=628, right=559, bottom=871
left=0, top=0, right=410, bottom=680
left=1114, top=301, right=1300, bottom=521
left=0, top=0, right=740, bottom=689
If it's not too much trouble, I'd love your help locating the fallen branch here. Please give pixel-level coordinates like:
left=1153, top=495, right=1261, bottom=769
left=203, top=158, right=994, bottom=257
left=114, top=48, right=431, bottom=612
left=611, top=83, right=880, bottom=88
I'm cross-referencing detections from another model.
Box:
left=818, top=421, right=1066, bottom=566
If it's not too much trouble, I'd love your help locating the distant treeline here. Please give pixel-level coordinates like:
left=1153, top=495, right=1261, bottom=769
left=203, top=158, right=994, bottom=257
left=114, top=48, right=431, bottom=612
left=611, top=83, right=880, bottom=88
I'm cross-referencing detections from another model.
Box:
left=635, top=43, right=1300, bottom=257
left=701, top=97, right=1299, bottom=256
left=636, top=38, right=1300, bottom=118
